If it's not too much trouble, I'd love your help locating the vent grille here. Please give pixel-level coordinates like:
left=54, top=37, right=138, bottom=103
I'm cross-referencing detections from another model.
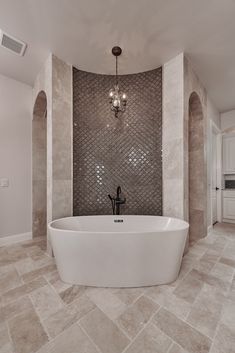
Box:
left=0, top=30, right=27, bottom=56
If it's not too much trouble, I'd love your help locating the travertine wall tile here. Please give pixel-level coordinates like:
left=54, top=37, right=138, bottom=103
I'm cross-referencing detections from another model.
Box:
left=162, top=54, right=184, bottom=219
left=33, top=55, right=73, bottom=254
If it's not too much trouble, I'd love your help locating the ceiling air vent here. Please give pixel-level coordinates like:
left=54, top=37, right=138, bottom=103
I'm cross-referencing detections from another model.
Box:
left=0, top=30, right=27, bottom=56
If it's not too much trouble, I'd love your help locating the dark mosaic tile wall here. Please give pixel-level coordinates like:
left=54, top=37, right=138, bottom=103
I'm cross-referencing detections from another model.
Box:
left=73, top=67, right=162, bottom=215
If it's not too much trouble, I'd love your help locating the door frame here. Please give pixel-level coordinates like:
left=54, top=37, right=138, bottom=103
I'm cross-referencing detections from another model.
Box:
left=210, top=120, right=222, bottom=226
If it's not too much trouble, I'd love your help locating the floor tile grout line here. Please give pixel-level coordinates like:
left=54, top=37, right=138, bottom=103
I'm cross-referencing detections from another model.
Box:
left=34, top=307, right=99, bottom=353
left=153, top=306, right=214, bottom=343
left=43, top=274, right=67, bottom=308
left=6, top=318, right=14, bottom=353
left=39, top=292, right=97, bottom=341
left=113, top=316, right=134, bottom=341
left=151, top=319, right=185, bottom=352
left=28, top=293, right=52, bottom=343
left=120, top=289, right=147, bottom=307
left=78, top=320, right=104, bottom=353
left=166, top=341, right=174, bottom=353
left=82, top=299, right=132, bottom=342
left=121, top=303, right=162, bottom=353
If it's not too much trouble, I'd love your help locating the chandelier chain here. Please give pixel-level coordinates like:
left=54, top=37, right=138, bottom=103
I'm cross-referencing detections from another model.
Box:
left=116, top=56, right=118, bottom=86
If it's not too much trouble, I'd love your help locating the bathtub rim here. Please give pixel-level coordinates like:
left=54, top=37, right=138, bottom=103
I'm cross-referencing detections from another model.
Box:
left=48, top=215, right=189, bottom=234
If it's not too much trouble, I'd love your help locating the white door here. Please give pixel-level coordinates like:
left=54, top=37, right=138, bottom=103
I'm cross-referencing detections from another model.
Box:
left=223, top=135, right=235, bottom=174
left=212, top=131, right=218, bottom=224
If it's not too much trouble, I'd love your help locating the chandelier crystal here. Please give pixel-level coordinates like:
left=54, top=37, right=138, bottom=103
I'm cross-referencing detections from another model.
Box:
left=109, top=46, right=127, bottom=118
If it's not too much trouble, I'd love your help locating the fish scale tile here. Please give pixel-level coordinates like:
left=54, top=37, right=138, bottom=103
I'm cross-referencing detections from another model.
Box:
left=73, top=67, right=162, bottom=216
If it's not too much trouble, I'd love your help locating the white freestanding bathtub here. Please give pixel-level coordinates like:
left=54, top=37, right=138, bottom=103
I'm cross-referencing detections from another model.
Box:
left=49, top=215, right=189, bottom=288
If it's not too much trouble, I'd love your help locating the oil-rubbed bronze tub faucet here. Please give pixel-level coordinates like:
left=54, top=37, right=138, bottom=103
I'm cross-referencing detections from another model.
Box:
left=108, top=186, right=126, bottom=215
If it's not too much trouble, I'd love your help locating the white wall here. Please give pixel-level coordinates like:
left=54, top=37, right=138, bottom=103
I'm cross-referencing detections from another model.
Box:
left=0, top=74, right=32, bottom=238
left=221, top=110, right=235, bottom=131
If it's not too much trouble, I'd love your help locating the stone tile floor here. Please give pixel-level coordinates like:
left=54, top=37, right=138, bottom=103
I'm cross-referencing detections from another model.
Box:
left=0, top=222, right=235, bottom=353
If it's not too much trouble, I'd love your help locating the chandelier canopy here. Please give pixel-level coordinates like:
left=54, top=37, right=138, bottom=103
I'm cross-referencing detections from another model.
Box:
left=108, top=46, right=127, bottom=118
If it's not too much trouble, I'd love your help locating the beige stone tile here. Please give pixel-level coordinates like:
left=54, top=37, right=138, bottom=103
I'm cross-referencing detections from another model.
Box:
left=43, top=294, right=95, bottom=338
left=6, top=245, right=27, bottom=262
left=188, top=243, right=208, bottom=258
left=173, top=273, right=203, bottom=304
left=168, top=343, right=189, bottom=353
left=125, top=322, right=172, bottom=353
left=52, top=181, right=72, bottom=220
left=153, top=308, right=211, bottom=353
left=0, top=269, right=22, bottom=295
left=33, top=255, right=54, bottom=268
left=34, top=343, right=51, bottom=353
left=211, top=237, right=227, bottom=252
left=189, top=269, right=230, bottom=293
left=2, top=296, right=33, bottom=320
left=227, top=274, right=235, bottom=301
left=192, top=250, right=219, bottom=274
left=192, top=259, right=215, bottom=274
left=22, top=264, right=56, bottom=283
left=15, top=257, right=37, bottom=275
left=219, top=257, right=235, bottom=268
left=2, top=277, right=47, bottom=304
left=0, top=326, right=13, bottom=353
left=162, top=138, right=183, bottom=179
left=8, top=309, right=48, bottom=353
left=222, top=241, right=235, bottom=260
left=200, top=251, right=220, bottom=263
left=46, top=271, right=71, bottom=294
left=80, top=308, right=130, bottom=353
left=30, top=285, right=63, bottom=320
left=114, top=287, right=143, bottom=305
left=210, top=323, right=235, bottom=353
left=116, top=295, right=159, bottom=338
left=210, top=262, right=234, bottom=282
left=147, top=286, right=191, bottom=320
left=186, top=284, right=224, bottom=338
left=221, top=298, right=235, bottom=331
left=26, top=246, right=45, bottom=260
left=86, top=288, right=127, bottom=320
left=146, top=285, right=173, bottom=306
left=0, top=264, right=15, bottom=277
left=50, top=323, right=99, bottom=353
left=0, top=310, right=6, bottom=332
left=59, top=285, right=86, bottom=304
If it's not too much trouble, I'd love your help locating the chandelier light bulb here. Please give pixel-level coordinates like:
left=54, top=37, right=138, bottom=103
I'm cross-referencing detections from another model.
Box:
left=122, top=93, right=127, bottom=101
left=113, top=98, right=120, bottom=107
left=109, top=89, right=114, bottom=98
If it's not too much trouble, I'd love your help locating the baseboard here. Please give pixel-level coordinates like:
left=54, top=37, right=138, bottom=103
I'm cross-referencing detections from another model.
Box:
left=222, top=218, right=235, bottom=224
left=0, top=232, right=32, bottom=246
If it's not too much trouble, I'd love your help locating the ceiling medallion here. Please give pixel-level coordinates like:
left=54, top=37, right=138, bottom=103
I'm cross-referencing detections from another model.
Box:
left=108, top=46, right=127, bottom=118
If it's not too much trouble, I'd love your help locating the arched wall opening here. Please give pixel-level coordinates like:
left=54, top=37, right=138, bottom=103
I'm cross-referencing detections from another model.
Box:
left=188, top=92, right=206, bottom=243
left=32, top=91, right=47, bottom=238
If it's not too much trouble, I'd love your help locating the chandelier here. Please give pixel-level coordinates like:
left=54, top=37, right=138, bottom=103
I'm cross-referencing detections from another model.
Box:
left=108, top=46, right=127, bottom=118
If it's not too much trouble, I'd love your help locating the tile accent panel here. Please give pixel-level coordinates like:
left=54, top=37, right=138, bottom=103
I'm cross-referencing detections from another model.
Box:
left=73, top=67, right=162, bottom=215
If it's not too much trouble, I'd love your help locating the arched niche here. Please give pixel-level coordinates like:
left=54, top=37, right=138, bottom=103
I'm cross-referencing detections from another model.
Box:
left=188, top=92, right=206, bottom=243
left=32, top=91, right=47, bottom=238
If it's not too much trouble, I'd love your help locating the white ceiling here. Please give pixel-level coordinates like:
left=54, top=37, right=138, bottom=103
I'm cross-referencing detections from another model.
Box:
left=0, top=0, right=235, bottom=112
